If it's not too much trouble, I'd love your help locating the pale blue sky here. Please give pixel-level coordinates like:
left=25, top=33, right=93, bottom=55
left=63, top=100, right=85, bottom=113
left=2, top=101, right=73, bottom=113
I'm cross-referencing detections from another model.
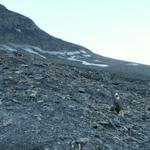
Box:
left=1, top=0, right=150, bottom=65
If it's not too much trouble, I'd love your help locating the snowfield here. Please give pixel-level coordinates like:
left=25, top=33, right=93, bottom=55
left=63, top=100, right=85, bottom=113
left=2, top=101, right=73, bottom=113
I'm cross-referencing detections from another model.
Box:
left=0, top=43, right=143, bottom=69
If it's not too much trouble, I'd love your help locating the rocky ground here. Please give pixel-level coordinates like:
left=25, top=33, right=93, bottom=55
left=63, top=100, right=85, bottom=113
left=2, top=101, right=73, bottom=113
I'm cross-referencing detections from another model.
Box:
left=0, top=50, right=150, bottom=150
left=0, top=4, right=150, bottom=150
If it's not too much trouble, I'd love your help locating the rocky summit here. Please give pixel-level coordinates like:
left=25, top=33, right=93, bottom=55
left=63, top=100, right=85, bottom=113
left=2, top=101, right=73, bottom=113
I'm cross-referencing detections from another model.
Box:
left=0, top=4, right=150, bottom=150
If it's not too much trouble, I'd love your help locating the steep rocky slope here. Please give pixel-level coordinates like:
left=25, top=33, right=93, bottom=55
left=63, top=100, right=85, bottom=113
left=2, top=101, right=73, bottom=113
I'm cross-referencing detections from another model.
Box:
left=0, top=4, right=90, bottom=52
left=0, top=4, right=150, bottom=150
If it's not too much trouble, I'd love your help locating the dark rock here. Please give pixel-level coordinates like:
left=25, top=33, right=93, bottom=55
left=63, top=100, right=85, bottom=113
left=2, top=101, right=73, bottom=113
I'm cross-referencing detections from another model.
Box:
left=0, top=4, right=150, bottom=150
left=0, top=4, right=7, bottom=12
left=78, top=87, right=85, bottom=93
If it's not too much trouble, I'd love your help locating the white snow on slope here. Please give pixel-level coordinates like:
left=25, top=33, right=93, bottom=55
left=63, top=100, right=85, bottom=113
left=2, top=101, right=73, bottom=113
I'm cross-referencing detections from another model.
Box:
left=19, top=44, right=109, bottom=67
left=83, top=54, right=91, bottom=57
left=80, top=50, right=87, bottom=54
left=0, top=43, right=112, bottom=68
left=32, top=46, right=89, bottom=57
left=127, top=63, right=139, bottom=66
left=22, top=47, right=46, bottom=59
left=66, top=51, right=81, bottom=56
left=1, top=43, right=142, bottom=68
left=82, top=61, right=109, bottom=67
left=0, top=44, right=17, bottom=52
left=94, top=60, right=102, bottom=62
left=68, top=56, right=109, bottom=67
left=0, top=43, right=109, bottom=67
left=67, top=56, right=79, bottom=61
left=15, top=28, right=21, bottom=33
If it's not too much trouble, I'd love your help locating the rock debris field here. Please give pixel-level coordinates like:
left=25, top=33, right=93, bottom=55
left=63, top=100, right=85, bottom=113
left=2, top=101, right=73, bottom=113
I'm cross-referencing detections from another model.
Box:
left=0, top=4, right=150, bottom=149
left=0, top=50, right=150, bottom=150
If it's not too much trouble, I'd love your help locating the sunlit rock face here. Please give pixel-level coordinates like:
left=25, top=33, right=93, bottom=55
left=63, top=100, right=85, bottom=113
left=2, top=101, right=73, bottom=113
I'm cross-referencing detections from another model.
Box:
left=0, top=4, right=150, bottom=150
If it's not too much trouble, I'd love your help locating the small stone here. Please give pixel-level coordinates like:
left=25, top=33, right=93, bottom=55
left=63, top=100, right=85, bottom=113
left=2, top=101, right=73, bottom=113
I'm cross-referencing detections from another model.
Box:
left=12, top=99, right=19, bottom=103
left=37, top=116, right=42, bottom=121
left=15, top=70, right=22, bottom=74
left=3, top=119, right=12, bottom=127
left=146, top=106, right=150, bottom=111
left=21, top=64, right=28, bottom=67
left=37, top=99, right=44, bottom=103
left=77, top=137, right=89, bottom=143
left=96, top=88, right=101, bottom=92
left=34, top=114, right=42, bottom=121
left=44, top=147, right=49, bottom=150
left=145, top=106, right=150, bottom=114
left=30, top=90, right=38, bottom=97
left=118, top=110, right=125, bottom=117
left=78, top=87, right=85, bottom=93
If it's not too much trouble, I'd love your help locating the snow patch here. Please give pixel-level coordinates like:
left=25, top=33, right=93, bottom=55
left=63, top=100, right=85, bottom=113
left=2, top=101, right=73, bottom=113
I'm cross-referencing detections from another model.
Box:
left=33, top=47, right=91, bottom=59
left=68, top=56, right=108, bottom=67
left=43, top=51, right=66, bottom=56
left=68, top=56, right=80, bottom=61
left=0, top=44, right=97, bottom=64
left=15, top=28, right=21, bottom=33
left=1, top=44, right=46, bottom=59
left=22, top=47, right=46, bottom=59
left=32, top=47, right=80, bottom=56
left=80, top=50, right=87, bottom=54
left=66, top=51, right=80, bottom=56
left=127, top=63, right=139, bottom=66
left=0, top=45, right=17, bottom=52
left=82, top=61, right=109, bottom=67
left=21, top=46, right=91, bottom=59
left=83, top=54, right=91, bottom=57
left=80, top=50, right=91, bottom=57
left=94, top=60, right=102, bottom=62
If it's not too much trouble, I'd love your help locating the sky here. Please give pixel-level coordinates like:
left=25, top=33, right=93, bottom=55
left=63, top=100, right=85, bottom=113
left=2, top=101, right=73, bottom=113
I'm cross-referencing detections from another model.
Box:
left=1, top=0, right=150, bottom=65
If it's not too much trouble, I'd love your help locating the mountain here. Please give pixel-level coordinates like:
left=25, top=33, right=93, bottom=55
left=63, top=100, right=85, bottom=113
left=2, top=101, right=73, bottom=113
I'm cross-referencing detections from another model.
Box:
left=0, top=4, right=150, bottom=150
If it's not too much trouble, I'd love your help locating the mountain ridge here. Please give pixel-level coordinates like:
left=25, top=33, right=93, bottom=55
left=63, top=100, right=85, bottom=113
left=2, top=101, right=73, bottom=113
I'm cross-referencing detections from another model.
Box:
left=0, top=4, right=150, bottom=150
left=0, top=3, right=93, bottom=54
